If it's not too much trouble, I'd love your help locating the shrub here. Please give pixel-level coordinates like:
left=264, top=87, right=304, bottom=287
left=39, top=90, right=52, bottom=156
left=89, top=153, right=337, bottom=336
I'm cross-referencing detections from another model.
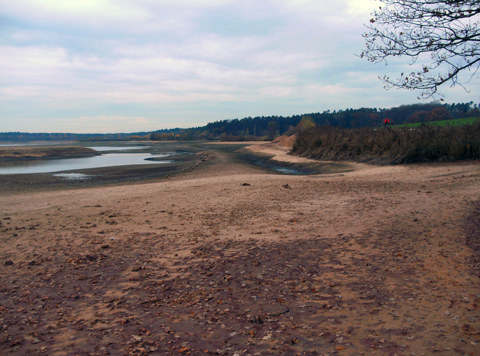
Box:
left=291, top=123, right=480, bottom=165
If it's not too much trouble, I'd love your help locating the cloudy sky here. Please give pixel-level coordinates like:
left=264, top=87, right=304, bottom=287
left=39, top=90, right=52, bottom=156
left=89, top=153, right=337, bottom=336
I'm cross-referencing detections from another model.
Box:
left=1, top=0, right=478, bottom=133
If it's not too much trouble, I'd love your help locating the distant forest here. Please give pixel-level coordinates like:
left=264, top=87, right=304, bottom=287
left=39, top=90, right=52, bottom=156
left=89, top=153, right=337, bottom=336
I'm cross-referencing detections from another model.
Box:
left=150, top=102, right=479, bottom=141
left=1, top=102, right=479, bottom=142
left=0, top=132, right=151, bottom=142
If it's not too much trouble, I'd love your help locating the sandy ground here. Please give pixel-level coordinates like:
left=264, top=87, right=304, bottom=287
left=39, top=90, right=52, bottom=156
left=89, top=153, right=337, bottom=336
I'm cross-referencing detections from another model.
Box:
left=0, top=142, right=479, bottom=356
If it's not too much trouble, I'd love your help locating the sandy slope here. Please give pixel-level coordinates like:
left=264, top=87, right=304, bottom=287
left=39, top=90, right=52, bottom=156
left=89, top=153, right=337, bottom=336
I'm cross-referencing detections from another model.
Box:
left=0, top=143, right=479, bottom=356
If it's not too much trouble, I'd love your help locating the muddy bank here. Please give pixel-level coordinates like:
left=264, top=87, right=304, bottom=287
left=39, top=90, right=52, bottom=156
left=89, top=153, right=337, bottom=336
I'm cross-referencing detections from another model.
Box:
left=0, top=151, right=199, bottom=195
left=202, top=142, right=356, bottom=176
left=0, top=141, right=355, bottom=194
left=0, top=146, right=98, bottom=161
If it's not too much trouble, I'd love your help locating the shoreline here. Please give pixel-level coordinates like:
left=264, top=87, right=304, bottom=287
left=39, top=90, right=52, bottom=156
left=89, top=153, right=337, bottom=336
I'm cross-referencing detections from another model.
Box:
left=0, top=141, right=359, bottom=195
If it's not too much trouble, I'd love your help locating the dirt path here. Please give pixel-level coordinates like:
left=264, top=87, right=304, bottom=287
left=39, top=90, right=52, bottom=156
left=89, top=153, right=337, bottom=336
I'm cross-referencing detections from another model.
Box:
left=0, top=148, right=479, bottom=355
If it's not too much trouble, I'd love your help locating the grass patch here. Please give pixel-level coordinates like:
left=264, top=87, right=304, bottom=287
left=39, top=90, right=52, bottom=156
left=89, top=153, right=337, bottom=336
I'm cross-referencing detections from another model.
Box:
left=394, top=116, right=480, bottom=128
left=292, top=123, right=480, bottom=165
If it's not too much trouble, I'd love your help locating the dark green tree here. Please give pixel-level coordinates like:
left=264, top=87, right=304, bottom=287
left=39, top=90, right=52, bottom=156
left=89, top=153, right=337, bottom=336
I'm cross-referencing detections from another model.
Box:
left=267, top=121, right=278, bottom=139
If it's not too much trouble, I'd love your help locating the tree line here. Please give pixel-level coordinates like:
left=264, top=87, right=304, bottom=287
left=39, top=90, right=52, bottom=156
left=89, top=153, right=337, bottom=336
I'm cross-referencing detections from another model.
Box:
left=1, top=102, right=478, bottom=142
left=150, top=101, right=479, bottom=141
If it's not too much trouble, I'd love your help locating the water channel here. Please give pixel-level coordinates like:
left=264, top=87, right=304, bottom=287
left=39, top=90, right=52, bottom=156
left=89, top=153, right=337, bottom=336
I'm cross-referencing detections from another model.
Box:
left=0, top=146, right=175, bottom=175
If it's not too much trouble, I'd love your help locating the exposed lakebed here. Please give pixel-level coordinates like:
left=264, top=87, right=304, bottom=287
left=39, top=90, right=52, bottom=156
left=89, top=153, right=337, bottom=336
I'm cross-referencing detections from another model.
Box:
left=0, top=141, right=353, bottom=193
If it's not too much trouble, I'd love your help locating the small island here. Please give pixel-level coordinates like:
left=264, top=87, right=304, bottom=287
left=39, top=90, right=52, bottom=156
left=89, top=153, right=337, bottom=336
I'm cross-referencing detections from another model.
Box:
left=0, top=146, right=99, bottom=161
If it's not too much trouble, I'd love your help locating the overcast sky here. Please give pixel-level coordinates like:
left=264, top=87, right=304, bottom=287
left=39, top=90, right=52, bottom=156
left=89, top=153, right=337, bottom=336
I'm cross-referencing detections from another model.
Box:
left=1, top=0, right=478, bottom=133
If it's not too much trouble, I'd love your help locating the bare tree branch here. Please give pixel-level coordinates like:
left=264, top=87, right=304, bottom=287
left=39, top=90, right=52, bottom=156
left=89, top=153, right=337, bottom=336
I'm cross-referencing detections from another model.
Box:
left=361, top=0, right=480, bottom=98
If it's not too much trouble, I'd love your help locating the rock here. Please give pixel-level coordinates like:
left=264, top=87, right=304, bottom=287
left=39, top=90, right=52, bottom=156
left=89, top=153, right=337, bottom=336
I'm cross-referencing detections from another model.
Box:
left=132, top=335, right=142, bottom=342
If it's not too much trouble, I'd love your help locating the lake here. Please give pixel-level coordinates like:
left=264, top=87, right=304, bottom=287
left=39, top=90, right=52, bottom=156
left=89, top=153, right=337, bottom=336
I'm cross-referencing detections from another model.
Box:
left=0, top=151, right=174, bottom=175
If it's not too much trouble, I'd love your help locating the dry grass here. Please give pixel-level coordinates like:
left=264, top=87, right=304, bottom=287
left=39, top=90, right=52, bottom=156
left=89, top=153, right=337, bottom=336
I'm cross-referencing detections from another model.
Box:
left=292, top=123, right=480, bottom=164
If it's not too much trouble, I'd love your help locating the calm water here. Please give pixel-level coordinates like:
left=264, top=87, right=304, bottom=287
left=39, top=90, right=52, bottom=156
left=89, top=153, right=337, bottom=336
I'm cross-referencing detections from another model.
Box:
left=0, top=152, right=173, bottom=175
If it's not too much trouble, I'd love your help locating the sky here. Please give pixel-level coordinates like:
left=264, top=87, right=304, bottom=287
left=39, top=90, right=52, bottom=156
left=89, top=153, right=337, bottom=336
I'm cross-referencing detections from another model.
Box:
left=1, top=0, right=479, bottom=134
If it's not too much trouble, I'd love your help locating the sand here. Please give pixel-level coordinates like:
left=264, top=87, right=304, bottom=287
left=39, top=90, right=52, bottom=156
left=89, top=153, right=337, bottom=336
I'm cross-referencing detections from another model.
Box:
left=0, top=142, right=479, bottom=356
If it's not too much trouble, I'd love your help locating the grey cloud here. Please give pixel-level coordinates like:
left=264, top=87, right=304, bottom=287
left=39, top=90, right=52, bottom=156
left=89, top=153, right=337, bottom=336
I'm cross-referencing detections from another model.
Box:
left=0, top=0, right=476, bottom=133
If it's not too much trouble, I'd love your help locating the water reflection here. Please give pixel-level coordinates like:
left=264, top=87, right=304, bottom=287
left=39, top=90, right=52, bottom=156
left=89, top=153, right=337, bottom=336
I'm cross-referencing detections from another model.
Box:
left=53, top=173, right=94, bottom=180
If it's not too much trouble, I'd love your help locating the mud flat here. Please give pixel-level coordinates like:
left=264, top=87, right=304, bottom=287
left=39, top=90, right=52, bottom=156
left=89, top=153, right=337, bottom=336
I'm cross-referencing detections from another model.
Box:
left=0, top=141, right=352, bottom=194
left=0, top=141, right=479, bottom=355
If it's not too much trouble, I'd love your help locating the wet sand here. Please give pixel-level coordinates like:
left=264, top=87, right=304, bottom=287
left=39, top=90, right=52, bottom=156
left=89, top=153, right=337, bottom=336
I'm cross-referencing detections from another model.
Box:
left=0, top=141, right=479, bottom=355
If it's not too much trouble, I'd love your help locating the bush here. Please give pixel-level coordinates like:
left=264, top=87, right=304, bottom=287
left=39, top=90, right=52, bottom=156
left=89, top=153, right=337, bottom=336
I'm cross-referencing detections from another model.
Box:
left=291, top=123, right=480, bottom=165
left=219, top=135, right=266, bottom=142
